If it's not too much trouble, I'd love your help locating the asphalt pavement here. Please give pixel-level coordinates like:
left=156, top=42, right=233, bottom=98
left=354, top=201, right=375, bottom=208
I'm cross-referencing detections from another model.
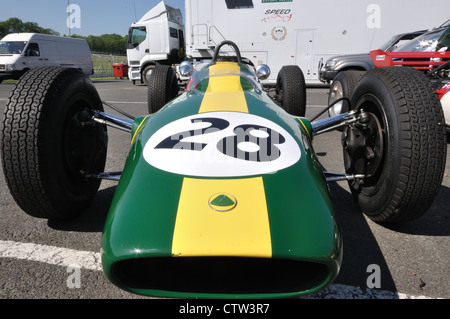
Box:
left=0, top=79, right=449, bottom=300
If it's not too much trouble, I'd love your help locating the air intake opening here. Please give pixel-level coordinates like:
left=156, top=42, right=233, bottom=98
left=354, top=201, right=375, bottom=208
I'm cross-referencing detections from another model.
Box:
left=112, top=257, right=330, bottom=295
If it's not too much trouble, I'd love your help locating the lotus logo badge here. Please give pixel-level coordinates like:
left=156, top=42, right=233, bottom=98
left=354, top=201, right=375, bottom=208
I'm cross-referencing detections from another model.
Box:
left=208, top=193, right=237, bottom=212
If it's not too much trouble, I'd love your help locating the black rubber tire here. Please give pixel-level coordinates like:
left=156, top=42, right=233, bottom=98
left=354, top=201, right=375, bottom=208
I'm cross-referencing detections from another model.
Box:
left=1, top=67, right=108, bottom=220
left=328, top=70, right=365, bottom=117
left=147, top=65, right=179, bottom=114
left=345, top=67, right=447, bottom=223
left=275, top=65, right=306, bottom=116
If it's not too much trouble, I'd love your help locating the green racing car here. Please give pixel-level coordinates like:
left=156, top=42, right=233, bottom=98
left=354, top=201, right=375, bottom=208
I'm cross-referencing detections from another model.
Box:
left=1, top=41, right=447, bottom=298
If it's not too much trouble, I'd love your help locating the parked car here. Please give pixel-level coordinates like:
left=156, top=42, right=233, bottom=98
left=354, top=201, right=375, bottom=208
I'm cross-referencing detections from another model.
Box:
left=326, top=22, right=450, bottom=117
left=325, top=25, right=450, bottom=139
left=0, top=33, right=93, bottom=83
left=319, top=30, right=426, bottom=84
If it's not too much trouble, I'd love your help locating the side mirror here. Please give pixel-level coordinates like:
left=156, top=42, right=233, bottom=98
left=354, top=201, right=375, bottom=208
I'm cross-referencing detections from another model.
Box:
left=256, top=64, right=271, bottom=80
left=179, top=61, right=194, bottom=77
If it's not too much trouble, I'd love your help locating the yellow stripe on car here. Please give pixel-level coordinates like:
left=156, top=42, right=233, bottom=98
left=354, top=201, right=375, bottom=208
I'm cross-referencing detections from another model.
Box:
left=172, top=62, right=271, bottom=258
left=198, top=62, right=248, bottom=113
left=131, top=115, right=151, bottom=145
left=171, top=177, right=272, bottom=258
left=297, top=117, right=311, bottom=139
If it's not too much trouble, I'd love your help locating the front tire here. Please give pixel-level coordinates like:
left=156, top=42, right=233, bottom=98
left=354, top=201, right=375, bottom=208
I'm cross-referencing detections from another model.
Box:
left=1, top=67, right=108, bottom=220
left=147, top=65, right=179, bottom=114
left=343, top=67, right=447, bottom=223
left=275, top=65, right=306, bottom=116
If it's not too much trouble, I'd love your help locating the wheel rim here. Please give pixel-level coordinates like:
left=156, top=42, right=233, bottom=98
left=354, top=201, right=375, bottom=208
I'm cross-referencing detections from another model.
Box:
left=343, top=94, right=389, bottom=196
left=62, top=96, right=106, bottom=194
left=328, top=81, right=344, bottom=116
left=275, top=78, right=283, bottom=105
left=362, top=112, right=384, bottom=179
left=143, top=65, right=155, bottom=84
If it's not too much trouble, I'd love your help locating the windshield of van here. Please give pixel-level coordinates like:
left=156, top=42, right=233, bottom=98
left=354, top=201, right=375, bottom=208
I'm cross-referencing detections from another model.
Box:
left=0, top=41, right=27, bottom=54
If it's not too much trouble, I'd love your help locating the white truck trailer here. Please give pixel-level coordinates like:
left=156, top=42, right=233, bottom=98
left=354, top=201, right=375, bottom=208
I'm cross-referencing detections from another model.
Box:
left=127, top=1, right=185, bottom=84
left=185, top=0, right=448, bottom=85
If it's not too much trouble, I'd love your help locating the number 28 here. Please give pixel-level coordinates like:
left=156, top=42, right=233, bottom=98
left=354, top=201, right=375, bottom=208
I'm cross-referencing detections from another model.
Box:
left=155, top=117, right=286, bottom=162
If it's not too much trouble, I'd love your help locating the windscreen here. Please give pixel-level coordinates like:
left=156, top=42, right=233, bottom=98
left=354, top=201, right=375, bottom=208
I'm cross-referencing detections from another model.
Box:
left=0, top=41, right=27, bottom=54
left=378, top=33, right=425, bottom=52
left=440, top=19, right=450, bottom=28
left=127, top=27, right=146, bottom=49
left=394, top=28, right=449, bottom=52
left=191, top=63, right=260, bottom=92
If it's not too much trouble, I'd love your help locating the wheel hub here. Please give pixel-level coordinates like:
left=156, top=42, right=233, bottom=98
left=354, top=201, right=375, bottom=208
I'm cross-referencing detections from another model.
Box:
left=63, top=106, right=107, bottom=183
left=342, top=111, right=384, bottom=180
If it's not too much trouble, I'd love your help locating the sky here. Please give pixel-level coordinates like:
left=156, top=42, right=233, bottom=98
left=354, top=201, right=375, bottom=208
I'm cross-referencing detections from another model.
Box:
left=0, top=0, right=186, bottom=37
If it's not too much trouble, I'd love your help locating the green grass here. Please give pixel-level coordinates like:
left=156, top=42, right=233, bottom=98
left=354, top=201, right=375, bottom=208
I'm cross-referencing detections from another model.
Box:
left=92, top=54, right=128, bottom=75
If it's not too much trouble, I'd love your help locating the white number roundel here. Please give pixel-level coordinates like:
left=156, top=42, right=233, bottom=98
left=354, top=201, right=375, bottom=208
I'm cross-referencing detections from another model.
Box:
left=143, top=112, right=301, bottom=177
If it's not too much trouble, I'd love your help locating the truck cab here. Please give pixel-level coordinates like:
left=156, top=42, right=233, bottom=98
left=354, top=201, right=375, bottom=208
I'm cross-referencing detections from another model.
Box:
left=127, top=1, right=184, bottom=85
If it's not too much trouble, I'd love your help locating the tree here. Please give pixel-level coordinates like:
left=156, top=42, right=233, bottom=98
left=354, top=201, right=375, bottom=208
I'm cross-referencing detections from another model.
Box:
left=0, top=18, right=59, bottom=38
left=82, top=34, right=127, bottom=55
left=0, top=17, right=127, bottom=55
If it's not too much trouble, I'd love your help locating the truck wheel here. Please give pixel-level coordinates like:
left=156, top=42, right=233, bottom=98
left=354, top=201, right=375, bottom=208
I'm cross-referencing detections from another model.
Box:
left=147, top=65, right=179, bottom=113
left=1, top=67, right=108, bottom=220
left=275, top=65, right=306, bottom=116
left=343, top=67, right=447, bottom=223
left=142, top=65, right=155, bottom=86
left=328, top=70, right=365, bottom=117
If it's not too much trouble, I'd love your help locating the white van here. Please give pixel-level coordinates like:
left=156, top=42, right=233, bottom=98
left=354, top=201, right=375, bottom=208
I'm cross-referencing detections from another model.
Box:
left=0, top=33, right=93, bottom=83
